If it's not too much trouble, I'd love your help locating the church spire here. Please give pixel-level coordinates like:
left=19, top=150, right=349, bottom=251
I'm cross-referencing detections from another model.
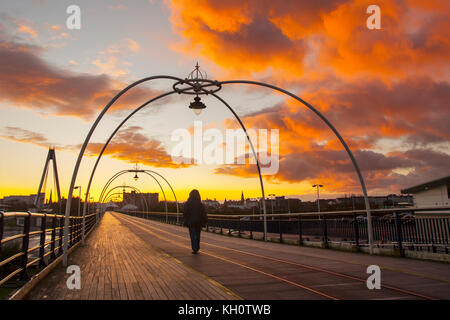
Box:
left=241, top=190, right=244, bottom=203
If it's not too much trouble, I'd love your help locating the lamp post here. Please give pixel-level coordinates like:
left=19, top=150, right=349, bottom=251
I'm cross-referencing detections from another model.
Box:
left=312, top=184, right=323, bottom=213
left=74, top=186, right=81, bottom=217
left=85, top=193, right=89, bottom=215
left=269, top=194, right=276, bottom=220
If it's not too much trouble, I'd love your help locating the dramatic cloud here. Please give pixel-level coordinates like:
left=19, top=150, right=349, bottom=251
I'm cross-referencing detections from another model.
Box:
left=168, top=0, right=450, bottom=80
left=0, top=40, right=159, bottom=119
left=84, top=126, right=194, bottom=168
left=167, top=0, right=450, bottom=192
left=0, top=126, right=52, bottom=147
left=0, top=126, right=195, bottom=169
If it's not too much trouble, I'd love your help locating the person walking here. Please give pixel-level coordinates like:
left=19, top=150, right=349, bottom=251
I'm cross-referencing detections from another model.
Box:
left=183, top=189, right=208, bottom=254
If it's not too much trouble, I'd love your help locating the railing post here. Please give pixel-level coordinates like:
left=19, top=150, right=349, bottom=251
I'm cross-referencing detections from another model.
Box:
left=238, top=219, right=241, bottom=237
left=69, top=217, right=73, bottom=248
left=322, top=215, right=329, bottom=248
left=38, top=214, right=47, bottom=268
left=353, top=213, right=360, bottom=251
left=279, top=218, right=283, bottom=243
left=50, top=214, right=57, bottom=261
left=298, top=216, right=303, bottom=246
left=249, top=219, right=253, bottom=239
left=58, top=216, right=64, bottom=255
left=19, top=212, right=31, bottom=281
left=394, top=212, right=404, bottom=256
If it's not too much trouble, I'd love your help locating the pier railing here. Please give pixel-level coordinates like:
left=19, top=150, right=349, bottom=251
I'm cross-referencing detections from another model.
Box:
left=120, top=206, right=450, bottom=255
left=0, top=211, right=97, bottom=289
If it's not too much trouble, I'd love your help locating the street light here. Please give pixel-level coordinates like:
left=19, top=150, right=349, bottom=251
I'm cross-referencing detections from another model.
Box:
left=189, top=96, right=207, bottom=115
left=312, top=184, right=323, bottom=213
left=269, top=194, right=276, bottom=220
left=73, top=186, right=81, bottom=217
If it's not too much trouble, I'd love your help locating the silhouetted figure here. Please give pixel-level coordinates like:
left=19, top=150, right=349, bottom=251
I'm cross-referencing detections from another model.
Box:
left=183, top=189, right=207, bottom=254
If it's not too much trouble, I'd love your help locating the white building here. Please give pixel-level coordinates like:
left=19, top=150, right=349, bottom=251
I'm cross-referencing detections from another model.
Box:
left=401, top=176, right=450, bottom=216
left=203, top=198, right=220, bottom=209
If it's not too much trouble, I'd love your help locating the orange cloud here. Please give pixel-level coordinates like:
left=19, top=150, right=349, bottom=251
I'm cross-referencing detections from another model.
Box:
left=168, top=0, right=450, bottom=81
left=0, top=126, right=195, bottom=169
left=0, top=41, right=162, bottom=119
left=17, top=23, right=38, bottom=39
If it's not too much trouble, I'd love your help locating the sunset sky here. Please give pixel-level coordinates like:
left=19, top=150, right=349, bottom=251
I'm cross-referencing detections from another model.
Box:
left=0, top=0, right=449, bottom=203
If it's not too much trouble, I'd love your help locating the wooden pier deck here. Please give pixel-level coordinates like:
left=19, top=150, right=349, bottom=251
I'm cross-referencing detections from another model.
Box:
left=24, top=212, right=239, bottom=300
left=25, top=212, right=450, bottom=300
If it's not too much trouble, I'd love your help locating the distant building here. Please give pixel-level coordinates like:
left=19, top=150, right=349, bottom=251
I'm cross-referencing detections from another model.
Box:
left=1, top=193, right=45, bottom=209
left=401, top=176, right=450, bottom=208
left=203, top=198, right=220, bottom=209
left=122, top=191, right=159, bottom=210
left=336, top=194, right=413, bottom=208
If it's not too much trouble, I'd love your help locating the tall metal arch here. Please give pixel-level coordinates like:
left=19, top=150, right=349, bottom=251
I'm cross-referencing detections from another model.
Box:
left=95, top=170, right=171, bottom=223
left=63, top=69, right=373, bottom=266
left=98, top=171, right=169, bottom=220
left=101, top=185, right=149, bottom=213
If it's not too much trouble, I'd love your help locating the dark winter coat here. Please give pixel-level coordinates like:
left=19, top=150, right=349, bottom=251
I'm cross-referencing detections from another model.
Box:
left=183, top=201, right=207, bottom=228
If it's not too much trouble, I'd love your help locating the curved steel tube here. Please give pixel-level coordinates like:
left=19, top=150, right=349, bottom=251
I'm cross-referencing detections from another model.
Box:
left=209, top=93, right=268, bottom=240
left=99, top=171, right=169, bottom=216
left=98, top=170, right=130, bottom=206
left=101, top=185, right=149, bottom=213
left=66, top=75, right=373, bottom=267
left=141, top=169, right=179, bottom=223
left=219, top=80, right=374, bottom=254
left=81, top=90, right=177, bottom=244
left=64, top=75, right=184, bottom=265
left=97, top=170, right=170, bottom=217
left=140, top=171, right=168, bottom=222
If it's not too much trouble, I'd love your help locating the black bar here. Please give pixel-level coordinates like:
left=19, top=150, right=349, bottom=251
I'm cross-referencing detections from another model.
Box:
left=279, top=219, right=283, bottom=243
left=353, top=214, right=360, bottom=250
left=394, top=212, right=404, bottom=256
left=322, top=216, right=328, bottom=248
left=38, top=214, right=47, bottom=268
left=50, top=214, right=57, bottom=261
left=298, top=217, right=303, bottom=245
left=238, top=219, right=241, bottom=237
left=58, top=216, right=64, bottom=255
left=19, top=212, right=31, bottom=281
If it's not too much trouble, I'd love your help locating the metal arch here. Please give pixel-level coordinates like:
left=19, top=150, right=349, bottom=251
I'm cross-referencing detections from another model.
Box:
left=82, top=90, right=177, bottom=244
left=101, top=185, right=149, bottom=213
left=208, top=93, right=268, bottom=241
left=65, top=72, right=375, bottom=266
left=64, top=75, right=184, bottom=265
left=219, top=80, right=374, bottom=254
left=103, top=193, right=127, bottom=206
left=96, top=170, right=177, bottom=220
left=141, top=170, right=180, bottom=224
left=97, top=170, right=168, bottom=215
left=140, top=171, right=169, bottom=222
left=98, top=170, right=130, bottom=206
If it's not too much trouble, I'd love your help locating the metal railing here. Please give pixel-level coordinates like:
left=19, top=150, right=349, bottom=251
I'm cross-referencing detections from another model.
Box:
left=120, top=206, right=450, bottom=255
left=0, top=211, right=97, bottom=288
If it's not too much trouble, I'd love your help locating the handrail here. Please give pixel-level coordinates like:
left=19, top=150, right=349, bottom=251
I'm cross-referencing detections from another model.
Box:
left=120, top=206, right=450, bottom=256
left=0, top=211, right=99, bottom=289
left=125, top=206, right=450, bottom=219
